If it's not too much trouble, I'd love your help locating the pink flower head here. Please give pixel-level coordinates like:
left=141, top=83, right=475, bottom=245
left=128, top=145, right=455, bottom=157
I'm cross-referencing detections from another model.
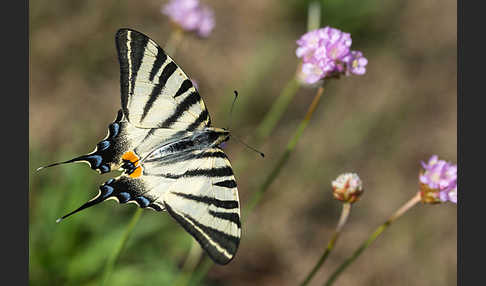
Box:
left=162, top=0, right=215, bottom=37
left=419, top=155, right=457, bottom=204
left=296, top=26, right=367, bottom=84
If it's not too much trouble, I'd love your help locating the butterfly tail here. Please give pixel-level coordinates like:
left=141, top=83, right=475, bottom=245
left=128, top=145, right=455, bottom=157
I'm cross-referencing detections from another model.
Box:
left=55, top=179, right=117, bottom=223
left=36, top=154, right=108, bottom=173
left=56, top=193, right=105, bottom=223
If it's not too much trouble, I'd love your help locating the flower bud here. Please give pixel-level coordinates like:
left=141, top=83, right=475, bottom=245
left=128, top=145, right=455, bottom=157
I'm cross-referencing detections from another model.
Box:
left=332, top=173, right=363, bottom=203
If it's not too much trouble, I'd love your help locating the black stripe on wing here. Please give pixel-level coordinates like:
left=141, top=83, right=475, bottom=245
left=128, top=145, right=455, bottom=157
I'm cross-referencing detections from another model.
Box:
left=149, top=51, right=167, bottom=82
left=213, top=179, right=237, bottom=189
left=171, top=192, right=239, bottom=209
left=174, top=79, right=193, bottom=98
left=157, top=166, right=234, bottom=179
left=159, top=91, right=202, bottom=128
left=186, top=109, right=210, bottom=131
left=208, top=210, right=241, bottom=228
left=116, top=29, right=149, bottom=119
left=140, top=61, right=178, bottom=122
left=165, top=204, right=240, bottom=265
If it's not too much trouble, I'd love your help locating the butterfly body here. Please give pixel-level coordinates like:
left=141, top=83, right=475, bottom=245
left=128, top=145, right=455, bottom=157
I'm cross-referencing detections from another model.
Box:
left=39, top=28, right=240, bottom=265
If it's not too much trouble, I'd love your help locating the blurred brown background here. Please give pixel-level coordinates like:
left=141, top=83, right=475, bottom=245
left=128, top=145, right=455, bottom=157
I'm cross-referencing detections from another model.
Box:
left=30, top=0, right=456, bottom=285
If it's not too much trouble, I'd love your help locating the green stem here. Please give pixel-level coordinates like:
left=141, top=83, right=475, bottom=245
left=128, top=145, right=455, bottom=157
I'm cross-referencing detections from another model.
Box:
left=300, top=203, right=351, bottom=286
left=172, top=241, right=203, bottom=286
left=252, top=1, right=320, bottom=142
left=188, top=256, right=214, bottom=286
left=245, top=86, right=325, bottom=217
left=255, top=77, right=301, bottom=144
left=324, top=192, right=422, bottom=286
left=100, top=208, right=143, bottom=286
left=307, top=1, right=321, bottom=31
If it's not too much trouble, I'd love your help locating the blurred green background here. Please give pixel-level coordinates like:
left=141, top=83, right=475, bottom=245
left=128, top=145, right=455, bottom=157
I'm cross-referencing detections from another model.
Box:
left=29, top=0, right=456, bottom=285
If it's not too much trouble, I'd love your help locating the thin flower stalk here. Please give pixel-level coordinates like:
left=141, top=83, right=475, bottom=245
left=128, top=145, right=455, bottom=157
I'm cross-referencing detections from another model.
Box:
left=245, top=86, right=325, bottom=216
left=253, top=0, right=321, bottom=144
left=165, top=27, right=184, bottom=56
left=100, top=207, right=143, bottom=286
left=173, top=241, right=203, bottom=286
left=188, top=256, right=214, bottom=286
left=324, top=192, right=422, bottom=286
left=255, top=76, right=301, bottom=145
left=300, top=202, right=352, bottom=286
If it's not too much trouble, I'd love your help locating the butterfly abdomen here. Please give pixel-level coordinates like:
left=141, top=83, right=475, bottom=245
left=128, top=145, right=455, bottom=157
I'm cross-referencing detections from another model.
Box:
left=143, top=128, right=229, bottom=163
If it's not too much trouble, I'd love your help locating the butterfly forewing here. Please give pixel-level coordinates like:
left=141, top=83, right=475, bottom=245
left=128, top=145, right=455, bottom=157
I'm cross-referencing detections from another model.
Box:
left=116, top=29, right=211, bottom=130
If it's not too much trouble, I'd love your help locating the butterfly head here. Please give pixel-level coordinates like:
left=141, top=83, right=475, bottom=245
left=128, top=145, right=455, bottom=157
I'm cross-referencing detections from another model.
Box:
left=209, top=127, right=231, bottom=146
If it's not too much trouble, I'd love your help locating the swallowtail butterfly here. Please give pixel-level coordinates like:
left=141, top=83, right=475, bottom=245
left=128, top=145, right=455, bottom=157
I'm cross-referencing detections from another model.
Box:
left=38, top=28, right=241, bottom=265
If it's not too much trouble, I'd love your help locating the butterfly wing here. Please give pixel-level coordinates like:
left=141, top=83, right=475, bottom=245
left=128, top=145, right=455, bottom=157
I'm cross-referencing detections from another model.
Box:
left=58, top=147, right=241, bottom=265
left=116, top=28, right=211, bottom=130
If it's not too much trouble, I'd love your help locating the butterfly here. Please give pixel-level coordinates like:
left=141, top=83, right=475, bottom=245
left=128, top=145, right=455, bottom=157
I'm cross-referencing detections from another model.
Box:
left=38, top=28, right=241, bottom=265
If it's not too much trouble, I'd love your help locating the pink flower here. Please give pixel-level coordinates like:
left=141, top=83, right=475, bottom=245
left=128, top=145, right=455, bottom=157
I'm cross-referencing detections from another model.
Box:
left=162, top=0, right=215, bottom=37
left=419, top=155, right=457, bottom=204
left=296, top=26, right=367, bottom=84
left=343, top=51, right=368, bottom=75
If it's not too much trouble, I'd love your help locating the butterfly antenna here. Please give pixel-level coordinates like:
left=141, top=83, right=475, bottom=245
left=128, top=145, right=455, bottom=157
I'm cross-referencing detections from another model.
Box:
left=231, top=134, right=265, bottom=158
left=227, top=90, right=238, bottom=130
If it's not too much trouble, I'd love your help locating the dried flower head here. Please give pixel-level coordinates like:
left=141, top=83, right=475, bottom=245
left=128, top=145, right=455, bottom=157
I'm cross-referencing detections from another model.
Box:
left=296, top=26, right=367, bottom=85
left=332, top=173, right=364, bottom=204
left=419, top=155, right=457, bottom=204
left=162, top=0, right=215, bottom=37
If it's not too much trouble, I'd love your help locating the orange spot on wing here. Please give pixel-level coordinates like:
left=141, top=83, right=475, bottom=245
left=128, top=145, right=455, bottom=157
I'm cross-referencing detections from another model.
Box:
left=122, top=150, right=139, bottom=164
left=129, top=166, right=143, bottom=178
left=122, top=150, right=143, bottom=178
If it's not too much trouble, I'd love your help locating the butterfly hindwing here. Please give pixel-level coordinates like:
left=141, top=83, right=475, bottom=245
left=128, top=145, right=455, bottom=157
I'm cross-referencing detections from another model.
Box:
left=116, top=28, right=211, bottom=130
left=148, top=147, right=241, bottom=265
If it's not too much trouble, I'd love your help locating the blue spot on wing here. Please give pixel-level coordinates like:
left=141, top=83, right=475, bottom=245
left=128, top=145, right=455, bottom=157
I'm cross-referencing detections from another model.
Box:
left=99, top=165, right=110, bottom=173
left=109, top=122, right=120, bottom=137
left=101, top=184, right=114, bottom=198
left=97, top=140, right=110, bottom=151
left=135, top=196, right=150, bottom=208
left=118, top=192, right=131, bottom=203
left=85, top=155, right=103, bottom=168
